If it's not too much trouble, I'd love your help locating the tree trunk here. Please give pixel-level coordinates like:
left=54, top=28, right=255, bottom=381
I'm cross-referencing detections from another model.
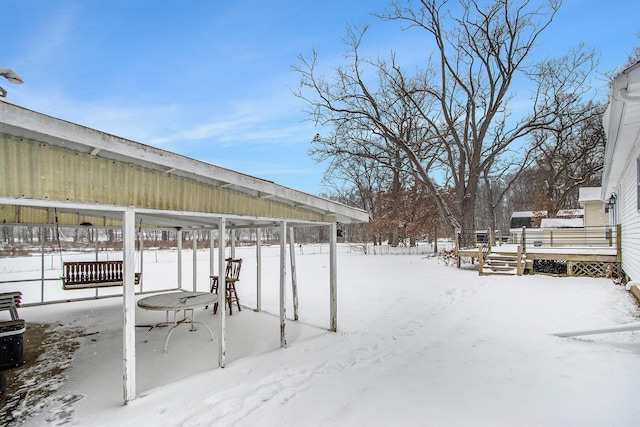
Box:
left=433, top=226, right=438, bottom=253
left=390, top=149, right=402, bottom=247
left=458, top=192, right=477, bottom=248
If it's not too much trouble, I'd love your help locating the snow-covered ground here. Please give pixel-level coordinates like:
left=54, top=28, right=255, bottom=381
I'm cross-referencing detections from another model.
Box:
left=2, top=244, right=640, bottom=426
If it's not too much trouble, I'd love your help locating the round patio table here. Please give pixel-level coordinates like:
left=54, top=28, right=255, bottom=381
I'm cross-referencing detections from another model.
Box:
left=137, top=291, right=218, bottom=353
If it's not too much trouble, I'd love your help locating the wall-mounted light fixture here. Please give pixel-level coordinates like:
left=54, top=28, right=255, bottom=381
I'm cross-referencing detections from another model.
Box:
left=605, top=193, right=617, bottom=213
left=0, top=66, right=24, bottom=98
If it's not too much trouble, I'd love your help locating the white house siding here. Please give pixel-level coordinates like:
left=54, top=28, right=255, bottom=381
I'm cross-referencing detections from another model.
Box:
left=603, top=63, right=640, bottom=282
left=617, top=143, right=640, bottom=280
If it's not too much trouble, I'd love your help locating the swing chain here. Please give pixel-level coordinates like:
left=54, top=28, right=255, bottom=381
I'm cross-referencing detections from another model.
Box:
left=54, top=208, right=64, bottom=268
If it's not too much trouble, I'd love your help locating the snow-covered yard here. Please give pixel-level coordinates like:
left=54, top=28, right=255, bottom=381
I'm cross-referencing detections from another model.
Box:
left=2, top=245, right=639, bottom=426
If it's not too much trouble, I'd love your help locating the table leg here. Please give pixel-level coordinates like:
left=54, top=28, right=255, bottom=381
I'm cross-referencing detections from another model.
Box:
left=188, top=308, right=195, bottom=331
left=191, top=321, right=214, bottom=341
left=163, top=324, right=178, bottom=353
left=137, top=318, right=170, bottom=342
left=162, top=309, right=213, bottom=353
left=191, top=309, right=214, bottom=340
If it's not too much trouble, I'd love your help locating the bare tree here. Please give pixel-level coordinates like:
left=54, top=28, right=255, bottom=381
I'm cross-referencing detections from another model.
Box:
left=294, top=0, right=561, bottom=246
left=497, top=45, right=604, bottom=216
left=313, top=132, right=390, bottom=216
left=526, top=102, right=606, bottom=214
left=474, top=44, right=601, bottom=230
left=316, top=153, right=383, bottom=244
left=306, top=51, right=438, bottom=245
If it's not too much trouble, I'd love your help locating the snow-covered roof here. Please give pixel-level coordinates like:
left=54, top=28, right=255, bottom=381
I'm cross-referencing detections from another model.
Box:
left=540, top=217, right=584, bottom=228
left=578, top=187, right=603, bottom=203
left=511, top=210, right=548, bottom=218
left=557, top=209, right=584, bottom=218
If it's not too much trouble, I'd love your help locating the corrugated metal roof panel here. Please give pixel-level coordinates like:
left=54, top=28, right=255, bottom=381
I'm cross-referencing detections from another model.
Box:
left=1, top=135, right=332, bottom=226
left=0, top=101, right=369, bottom=224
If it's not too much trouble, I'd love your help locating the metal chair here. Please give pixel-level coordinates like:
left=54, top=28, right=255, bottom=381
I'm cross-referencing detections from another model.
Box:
left=209, top=258, right=242, bottom=315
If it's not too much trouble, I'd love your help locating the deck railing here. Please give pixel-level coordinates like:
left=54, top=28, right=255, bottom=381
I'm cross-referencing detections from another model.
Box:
left=455, top=225, right=619, bottom=253
left=509, top=225, right=619, bottom=248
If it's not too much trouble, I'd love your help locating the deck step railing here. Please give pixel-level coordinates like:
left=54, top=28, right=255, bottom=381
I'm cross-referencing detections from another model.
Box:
left=478, top=246, right=524, bottom=276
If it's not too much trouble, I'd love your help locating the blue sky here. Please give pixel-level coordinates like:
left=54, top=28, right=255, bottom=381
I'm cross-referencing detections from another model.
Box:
left=2, top=0, right=638, bottom=195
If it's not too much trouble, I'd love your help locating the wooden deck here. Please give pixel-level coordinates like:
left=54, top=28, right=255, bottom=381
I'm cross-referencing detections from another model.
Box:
left=457, top=244, right=620, bottom=277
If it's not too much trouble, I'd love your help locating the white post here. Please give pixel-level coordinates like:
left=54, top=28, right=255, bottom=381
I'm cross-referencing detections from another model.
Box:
left=95, top=227, right=99, bottom=260
left=122, top=209, right=136, bottom=403
left=192, top=230, right=198, bottom=292
left=279, top=221, right=287, bottom=348
left=138, top=228, right=144, bottom=293
left=177, top=229, right=183, bottom=289
left=256, top=227, right=262, bottom=312
left=289, top=226, right=299, bottom=320
left=230, top=228, right=236, bottom=259
left=40, top=227, right=45, bottom=303
left=218, top=218, right=227, bottom=367
left=329, top=222, right=337, bottom=332
left=210, top=230, right=215, bottom=281
left=94, top=227, right=100, bottom=298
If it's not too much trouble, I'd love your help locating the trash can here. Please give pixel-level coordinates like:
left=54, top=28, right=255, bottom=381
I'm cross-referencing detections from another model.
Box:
left=0, top=320, right=25, bottom=370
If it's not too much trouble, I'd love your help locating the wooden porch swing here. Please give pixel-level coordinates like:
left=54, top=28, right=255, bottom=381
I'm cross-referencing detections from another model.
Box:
left=62, top=261, right=141, bottom=290
left=56, top=210, right=142, bottom=290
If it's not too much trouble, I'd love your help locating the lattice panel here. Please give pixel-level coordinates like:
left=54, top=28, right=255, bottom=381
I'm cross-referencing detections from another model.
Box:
left=569, top=261, right=623, bottom=278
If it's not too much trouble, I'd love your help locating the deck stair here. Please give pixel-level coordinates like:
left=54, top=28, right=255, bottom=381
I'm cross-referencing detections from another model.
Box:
left=480, top=251, right=526, bottom=276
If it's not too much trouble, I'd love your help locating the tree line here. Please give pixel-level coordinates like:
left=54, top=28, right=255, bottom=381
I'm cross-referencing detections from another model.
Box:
left=293, top=0, right=636, bottom=247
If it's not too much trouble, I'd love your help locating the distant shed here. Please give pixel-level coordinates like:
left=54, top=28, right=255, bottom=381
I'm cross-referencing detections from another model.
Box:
left=509, top=211, right=548, bottom=229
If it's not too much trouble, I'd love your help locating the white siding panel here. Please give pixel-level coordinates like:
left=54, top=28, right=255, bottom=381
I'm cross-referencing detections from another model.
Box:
left=619, top=144, right=640, bottom=281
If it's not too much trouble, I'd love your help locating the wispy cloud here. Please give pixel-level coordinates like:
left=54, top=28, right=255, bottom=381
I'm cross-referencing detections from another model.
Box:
left=149, top=112, right=257, bottom=145
left=15, top=89, right=181, bottom=143
left=148, top=95, right=315, bottom=148
left=17, top=4, right=81, bottom=70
